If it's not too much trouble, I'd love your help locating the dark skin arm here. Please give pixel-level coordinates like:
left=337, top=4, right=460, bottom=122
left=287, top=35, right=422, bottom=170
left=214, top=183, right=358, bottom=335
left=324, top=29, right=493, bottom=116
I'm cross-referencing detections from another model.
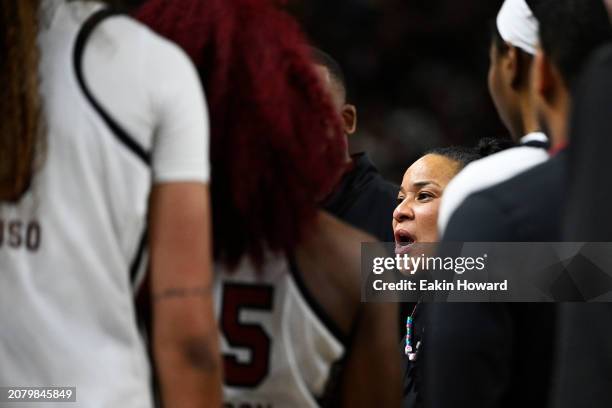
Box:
left=341, top=300, right=400, bottom=407
left=296, top=212, right=401, bottom=408
left=149, top=182, right=222, bottom=407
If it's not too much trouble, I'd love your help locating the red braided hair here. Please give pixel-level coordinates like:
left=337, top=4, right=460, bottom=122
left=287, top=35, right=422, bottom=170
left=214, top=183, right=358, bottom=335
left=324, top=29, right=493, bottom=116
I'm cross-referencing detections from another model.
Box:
left=136, top=0, right=348, bottom=268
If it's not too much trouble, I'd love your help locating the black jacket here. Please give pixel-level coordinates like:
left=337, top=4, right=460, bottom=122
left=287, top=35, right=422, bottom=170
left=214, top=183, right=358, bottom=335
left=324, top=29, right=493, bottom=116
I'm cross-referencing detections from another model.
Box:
left=443, top=151, right=567, bottom=242
left=324, top=153, right=398, bottom=242
left=413, top=154, right=568, bottom=408
left=553, top=45, right=612, bottom=408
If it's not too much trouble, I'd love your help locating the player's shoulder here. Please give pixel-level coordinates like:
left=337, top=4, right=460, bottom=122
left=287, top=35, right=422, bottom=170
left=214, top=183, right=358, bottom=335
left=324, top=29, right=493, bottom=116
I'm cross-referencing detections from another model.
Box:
left=305, top=211, right=376, bottom=292
left=460, top=153, right=560, bottom=223
left=456, top=146, right=546, bottom=187
left=97, top=13, right=190, bottom=65
left=489, top=153, right=563, bottom=208
left=298, top=211, right=375, bottom=283
left=312, top=211, right=377, bottom=258
left=294, top=212, right=376, bottom=334
left=85, top=11, right=202, bottom=116
left=454, top=153, right=566, bottom=241
left=443, top=146, right=548, bottom=215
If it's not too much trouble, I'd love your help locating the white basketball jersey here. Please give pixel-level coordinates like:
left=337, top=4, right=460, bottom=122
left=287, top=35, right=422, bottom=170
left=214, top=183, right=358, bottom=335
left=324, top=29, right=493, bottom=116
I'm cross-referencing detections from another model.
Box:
left=0, top=2, right=209, bottom=407
left=215, top=255, right=346, bottom=408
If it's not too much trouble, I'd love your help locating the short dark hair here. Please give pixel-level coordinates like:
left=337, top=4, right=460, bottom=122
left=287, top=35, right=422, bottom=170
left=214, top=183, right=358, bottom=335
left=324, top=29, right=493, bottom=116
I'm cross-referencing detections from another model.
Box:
left=427, top=137, right=515, bottom=169
left=310, top=47, right=348, bottom=100
left=527, top=0, right=612, bottom=88
left=491, top=22, right=510, bottom=54
left=490, top=22, right=534, bottom=87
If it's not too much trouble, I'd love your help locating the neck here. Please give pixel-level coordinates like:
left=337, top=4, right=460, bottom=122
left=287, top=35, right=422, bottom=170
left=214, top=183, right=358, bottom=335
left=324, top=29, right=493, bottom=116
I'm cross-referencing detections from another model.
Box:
left=546, top=91, right=570, bottom=148
left=517, top=96, right=541, bottom=138
left=548, top=114, right=568, bottom=148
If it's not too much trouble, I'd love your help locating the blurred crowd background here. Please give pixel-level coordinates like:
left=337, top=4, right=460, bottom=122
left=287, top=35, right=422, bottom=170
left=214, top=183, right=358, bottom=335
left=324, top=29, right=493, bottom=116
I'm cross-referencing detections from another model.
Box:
left=290, top=0, right=507, bottom=182
left=121, top=0, right=509, bottom=183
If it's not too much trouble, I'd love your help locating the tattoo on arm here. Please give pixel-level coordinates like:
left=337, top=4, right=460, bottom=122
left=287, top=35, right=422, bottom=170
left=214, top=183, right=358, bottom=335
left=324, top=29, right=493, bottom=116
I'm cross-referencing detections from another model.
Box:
left=153, top=285, right=213, bottom=302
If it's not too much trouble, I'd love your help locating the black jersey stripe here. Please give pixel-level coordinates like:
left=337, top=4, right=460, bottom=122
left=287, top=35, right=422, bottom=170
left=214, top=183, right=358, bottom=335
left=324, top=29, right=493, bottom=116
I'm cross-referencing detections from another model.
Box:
left=73, top=8, right=152, bottom=166
left=523, top=140, right=549, bottom=149
left=129, top=228, right=148, bottom=287
left=288, top=257, right=354, bottom=407
left=74, top=9, right=150, bottom=287
left=287, top=256, right=349, bottom=347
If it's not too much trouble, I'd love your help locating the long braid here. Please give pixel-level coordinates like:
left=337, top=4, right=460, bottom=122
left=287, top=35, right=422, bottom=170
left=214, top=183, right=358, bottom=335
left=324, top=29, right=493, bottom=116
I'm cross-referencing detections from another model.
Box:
left=0, top=0, right=44, bottom=202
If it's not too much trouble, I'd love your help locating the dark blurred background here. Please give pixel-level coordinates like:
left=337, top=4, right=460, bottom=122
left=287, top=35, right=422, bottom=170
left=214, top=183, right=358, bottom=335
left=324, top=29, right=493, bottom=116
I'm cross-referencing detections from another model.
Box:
left=291, top=0, right=507, bottom=183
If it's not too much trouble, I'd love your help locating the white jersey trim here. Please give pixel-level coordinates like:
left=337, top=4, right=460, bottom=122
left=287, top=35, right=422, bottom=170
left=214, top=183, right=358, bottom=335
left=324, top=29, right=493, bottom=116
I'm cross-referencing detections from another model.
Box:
left=438, top=132, right=549, bottom=236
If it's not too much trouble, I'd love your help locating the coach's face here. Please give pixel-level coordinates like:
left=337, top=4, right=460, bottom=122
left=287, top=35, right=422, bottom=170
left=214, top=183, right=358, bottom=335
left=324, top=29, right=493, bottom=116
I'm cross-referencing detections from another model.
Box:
left=393, top=154, right=460, bottom=255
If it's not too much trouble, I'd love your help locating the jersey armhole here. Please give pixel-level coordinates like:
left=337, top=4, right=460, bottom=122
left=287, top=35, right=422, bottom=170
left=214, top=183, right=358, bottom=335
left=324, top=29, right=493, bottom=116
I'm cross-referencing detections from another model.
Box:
left=73, top=8, right=151, bottom=166
left=287, top=256, right=358, bottom=348
left=288, top=256, right=358, bottom=407
left=73, top=8, right=150, bottom=289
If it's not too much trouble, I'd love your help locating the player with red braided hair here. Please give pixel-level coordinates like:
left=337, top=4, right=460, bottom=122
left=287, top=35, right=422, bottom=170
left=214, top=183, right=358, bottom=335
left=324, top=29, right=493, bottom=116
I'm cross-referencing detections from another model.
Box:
left=138, top=0, right=348, bottom=267
left=137, top=0, right=400, bottom=406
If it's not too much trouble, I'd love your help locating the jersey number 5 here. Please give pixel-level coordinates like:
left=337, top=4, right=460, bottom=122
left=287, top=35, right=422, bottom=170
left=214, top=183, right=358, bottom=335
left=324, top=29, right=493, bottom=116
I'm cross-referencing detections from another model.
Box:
left=221, top=283, right=274, bottom=388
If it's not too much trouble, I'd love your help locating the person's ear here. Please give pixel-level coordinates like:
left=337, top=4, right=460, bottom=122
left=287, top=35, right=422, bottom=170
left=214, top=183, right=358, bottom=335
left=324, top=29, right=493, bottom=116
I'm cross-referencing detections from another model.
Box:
left=505, top=45, right=522, bottom=90
left=341, top=104, right=357, bottom=135
left=533, top=48, right=555, bottom=103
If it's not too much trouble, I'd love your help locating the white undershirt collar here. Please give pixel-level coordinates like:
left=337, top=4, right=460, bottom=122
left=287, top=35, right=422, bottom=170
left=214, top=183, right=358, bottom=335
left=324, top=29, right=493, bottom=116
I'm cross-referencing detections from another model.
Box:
left=520, top=132, right=548, bottom=144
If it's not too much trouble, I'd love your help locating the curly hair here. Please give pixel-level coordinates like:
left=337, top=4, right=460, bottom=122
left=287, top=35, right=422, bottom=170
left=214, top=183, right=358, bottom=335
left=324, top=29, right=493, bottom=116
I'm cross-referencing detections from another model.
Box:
left=136, top=0, right=348, bottom=268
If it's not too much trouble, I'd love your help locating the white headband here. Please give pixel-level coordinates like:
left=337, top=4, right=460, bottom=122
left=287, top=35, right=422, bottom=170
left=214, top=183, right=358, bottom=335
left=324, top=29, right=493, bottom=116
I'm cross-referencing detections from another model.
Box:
left=496, top=0, right=539, bottom=55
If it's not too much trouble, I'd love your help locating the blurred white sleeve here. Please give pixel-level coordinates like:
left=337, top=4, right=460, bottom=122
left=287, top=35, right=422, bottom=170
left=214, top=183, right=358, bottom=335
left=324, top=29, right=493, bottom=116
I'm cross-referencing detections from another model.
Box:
left=146, top=38, right=210, bottom=184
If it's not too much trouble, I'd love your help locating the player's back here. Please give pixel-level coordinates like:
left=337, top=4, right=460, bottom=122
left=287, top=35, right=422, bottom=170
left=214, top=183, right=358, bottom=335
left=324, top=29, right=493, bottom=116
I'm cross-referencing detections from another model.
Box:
left=215, top=253, right=346, bottom=408
left=0, top=2, right=205, bottom=406
left=215, top=211, right=400, bottom=408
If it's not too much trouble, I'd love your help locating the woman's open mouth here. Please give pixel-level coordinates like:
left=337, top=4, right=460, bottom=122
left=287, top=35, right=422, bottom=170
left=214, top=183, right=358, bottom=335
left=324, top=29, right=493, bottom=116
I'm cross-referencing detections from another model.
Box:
left=394, top=229, right=415, bottom=255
